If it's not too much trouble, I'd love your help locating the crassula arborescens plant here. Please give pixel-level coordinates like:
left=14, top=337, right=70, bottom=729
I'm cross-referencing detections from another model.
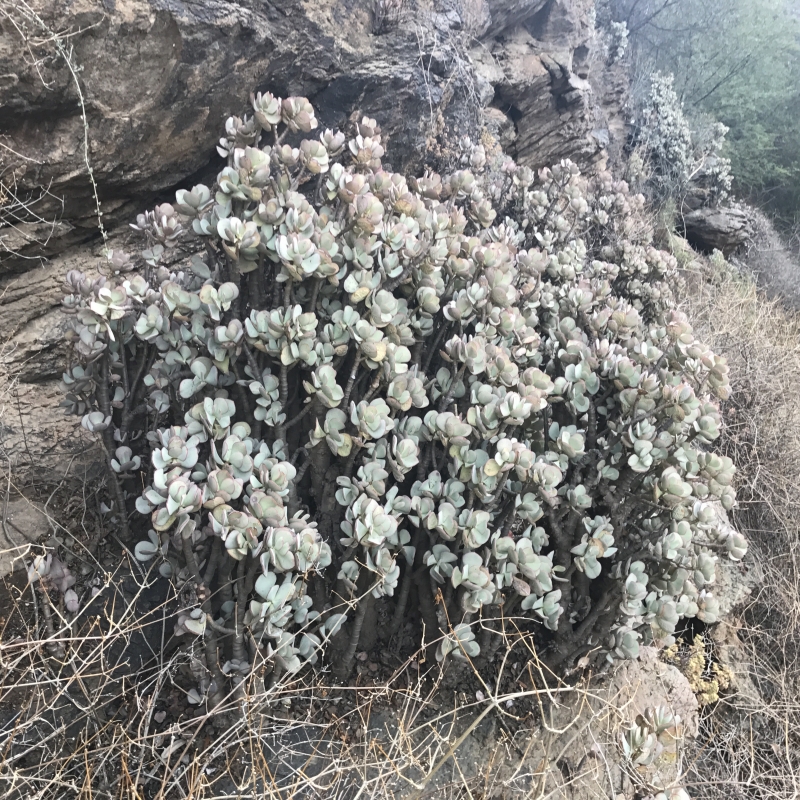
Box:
left=59, top=93, right=745, bottom=703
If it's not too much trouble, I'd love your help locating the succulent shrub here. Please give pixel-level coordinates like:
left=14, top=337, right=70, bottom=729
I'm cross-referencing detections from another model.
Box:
left=59, top=92, right=743, bottom=702
left=621, top=705, right=680, bottom=767
left=620, top=705, right=690, bottom=798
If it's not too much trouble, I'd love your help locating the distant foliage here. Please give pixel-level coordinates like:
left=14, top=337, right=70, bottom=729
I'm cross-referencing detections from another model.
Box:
left=611, top=0, right=800, bottom=223
left=59, top=93, right=744, bottom=703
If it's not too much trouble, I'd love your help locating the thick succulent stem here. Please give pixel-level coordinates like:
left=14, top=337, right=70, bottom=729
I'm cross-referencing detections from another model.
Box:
left=203, top=537, right=223, bottom=586
left=249, top=260, right=265, bottom=311
left=285, top=396, right=318, bottom=431
left=336, top=589, right=372, bottom=680
left=96, top=355, right=131, bottom=541
left=414, top=567, right=443, bottom=658
left=182, top=534, right=227, bottom=706
left=277, top=362, right=290, bottom=443
left=423, top=322, right=451, bottom=375
left=389, top=531, right=423, bottom=638
left=474, top=606, right=505, bottom=669
left=341, top=353, right=362, bottom=408
left=218, top=552, right=234, bottom=607
left=232, top=558, right=250, bottom=662
left=307, top=277, right=322, bottom=313
left=438, top=363, right=467, bottom=412
left=388, top=569, right=412, bottom=639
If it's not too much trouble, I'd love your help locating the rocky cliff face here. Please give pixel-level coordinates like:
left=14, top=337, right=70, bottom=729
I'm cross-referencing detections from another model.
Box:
left=0, top=0, right=621, bottom=473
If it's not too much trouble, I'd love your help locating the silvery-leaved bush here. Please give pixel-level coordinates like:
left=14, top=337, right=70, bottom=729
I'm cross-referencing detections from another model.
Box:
left=59, top=91, right=742, bottom=702
left=632, top=71, right=733, bottom=205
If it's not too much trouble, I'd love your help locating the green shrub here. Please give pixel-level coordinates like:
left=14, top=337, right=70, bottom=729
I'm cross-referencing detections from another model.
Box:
left=59, top=94, right=744, bottom=703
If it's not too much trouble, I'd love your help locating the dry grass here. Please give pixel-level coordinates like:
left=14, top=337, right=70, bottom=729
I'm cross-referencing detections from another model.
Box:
left=0, top=541, right=670, bottom=800
left=0, top=450, right=696, bottom=799
left=677, top=245, right=800, bottom=799
left=732, top=208, right=800, bottom=310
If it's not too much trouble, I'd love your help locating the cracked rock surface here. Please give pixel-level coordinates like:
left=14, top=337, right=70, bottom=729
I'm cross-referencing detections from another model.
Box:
left=1, top=0, right=620, bottom=473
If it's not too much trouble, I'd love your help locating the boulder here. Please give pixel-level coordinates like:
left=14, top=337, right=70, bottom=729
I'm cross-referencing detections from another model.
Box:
left=682, top=206, right=754, bottom=255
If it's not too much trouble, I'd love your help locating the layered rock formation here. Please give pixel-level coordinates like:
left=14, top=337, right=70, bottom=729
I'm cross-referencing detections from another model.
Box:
left=682, top=206, right=755, bottom=256
left=0, top=0, right=619, bottom=474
